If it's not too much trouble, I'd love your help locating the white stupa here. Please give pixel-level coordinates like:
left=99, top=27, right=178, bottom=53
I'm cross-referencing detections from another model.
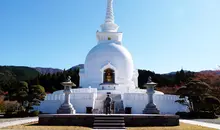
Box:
left=80, top=0, right=139, bottom=93
left=37, top=0, right=189, bottom=114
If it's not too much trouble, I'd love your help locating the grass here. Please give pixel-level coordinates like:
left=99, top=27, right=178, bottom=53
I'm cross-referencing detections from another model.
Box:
left=1, top=122, right=217, bottom=130
left=127, top=123, right=217, bottom=130
left=2, top=122, right=90, bottom=130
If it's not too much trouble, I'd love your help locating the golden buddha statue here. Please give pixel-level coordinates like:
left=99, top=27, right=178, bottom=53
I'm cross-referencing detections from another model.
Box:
left=106, top=72, right=112, bottom=82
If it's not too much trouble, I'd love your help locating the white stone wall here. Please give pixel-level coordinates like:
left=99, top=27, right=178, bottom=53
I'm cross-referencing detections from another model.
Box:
left=123, top=93, right=189, bottom=114
left=38, top=92, right=96, bottom=114
left=70, top=93, right=96, bottom=113
left=38, top=100, right=62, bottom=114
left=52, top=88, right=97, bottom=94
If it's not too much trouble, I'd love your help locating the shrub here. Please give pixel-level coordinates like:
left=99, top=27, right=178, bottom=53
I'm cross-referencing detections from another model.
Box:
left=17, top=110, right=29, bottom=117
left=176, top=111, right=218, bottom=119
left=0, top=96, right=5, bottom=113
left=176, top=112, right=190, bottom=119
left=195, top=111, right=218, bottom=119
left=29, top=110, right=39, bottom=117
left=4, top=101, right=19, bottom=112
left=0, top=104, right=5, bottom=113
left=4, top=111, right=18, bottom=118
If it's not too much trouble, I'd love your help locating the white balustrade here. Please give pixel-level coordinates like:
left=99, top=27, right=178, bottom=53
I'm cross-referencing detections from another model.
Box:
left=39, top=89, right=188, bottom=114
left=123, top=93, right=189, bottom=114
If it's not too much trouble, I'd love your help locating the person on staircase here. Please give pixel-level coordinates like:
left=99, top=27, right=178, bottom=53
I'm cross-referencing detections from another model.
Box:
left=105, top=94, right=112, bottom=114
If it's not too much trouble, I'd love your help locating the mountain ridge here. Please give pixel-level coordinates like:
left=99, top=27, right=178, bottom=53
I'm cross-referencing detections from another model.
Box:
left=34, top=67, right=63, bottom=75
left=1, top=64, right=219, bottom=75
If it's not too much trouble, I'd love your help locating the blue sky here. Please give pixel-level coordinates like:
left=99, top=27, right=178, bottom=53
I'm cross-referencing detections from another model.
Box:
left=0, top=0, right=219, bottom=73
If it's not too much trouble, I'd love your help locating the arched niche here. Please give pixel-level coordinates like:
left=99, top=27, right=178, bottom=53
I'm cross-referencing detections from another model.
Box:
left=103, top=68, right=115, bottom=83
left=100, top=62, right=117, bottom=84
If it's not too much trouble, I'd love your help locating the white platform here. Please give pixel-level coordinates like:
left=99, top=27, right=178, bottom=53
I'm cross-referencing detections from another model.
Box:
left=35, top=88, right=189, bottom=114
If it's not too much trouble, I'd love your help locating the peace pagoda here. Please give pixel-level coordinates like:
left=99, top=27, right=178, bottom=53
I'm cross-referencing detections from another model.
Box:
left=36, top=0, right=188, bottom=114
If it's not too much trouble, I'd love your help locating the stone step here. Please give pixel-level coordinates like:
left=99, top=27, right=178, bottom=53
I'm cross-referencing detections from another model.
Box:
left=94, top=116, right=124, bottom=120
left=94, top=115, right=124, bottom=117
left=93, top=115, right=125, bottom=129
left=93, top=123, right=125, bottom=126
left=93, top=126, right=125, bottom=129
left=94, top=120, right=124, bottom=123
left=93, top=127, right=126, bottom=129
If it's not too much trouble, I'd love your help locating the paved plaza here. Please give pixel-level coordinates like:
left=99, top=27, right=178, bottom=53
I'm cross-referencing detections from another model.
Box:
left=180, top=119, right=220, bottom=130
left=0, top=117, right=38, bottom=128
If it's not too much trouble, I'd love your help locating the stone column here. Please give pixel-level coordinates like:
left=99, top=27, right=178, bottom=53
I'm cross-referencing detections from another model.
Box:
left=57, top=76, right=76, bottom=114
left=143, top=76, right=160, bottom=114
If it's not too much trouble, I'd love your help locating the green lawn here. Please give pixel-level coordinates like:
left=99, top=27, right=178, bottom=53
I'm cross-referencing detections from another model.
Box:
left=2, top=122, right=217, bottom=130
left=127, top=123, right=217, bottom=130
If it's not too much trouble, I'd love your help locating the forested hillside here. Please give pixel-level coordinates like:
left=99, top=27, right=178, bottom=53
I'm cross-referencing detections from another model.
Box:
left=0, top=65, right=219, bottom=96
left=138, top=69, right=195, bottom=88
left=0, top=66, right=39, bottom=92
left=0, top=66, right=79, bottom=93
left=0, top=66, right=39, bottom=81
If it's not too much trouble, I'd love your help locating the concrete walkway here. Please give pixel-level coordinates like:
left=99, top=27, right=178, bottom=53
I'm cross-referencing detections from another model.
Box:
left=0, top=117, right=38, bottom=128
left=180, top=119, right=220, bottom=130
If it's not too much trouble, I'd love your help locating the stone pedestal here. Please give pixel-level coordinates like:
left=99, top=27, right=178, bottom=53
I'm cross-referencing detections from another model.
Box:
left=57, top=104, right=75, bottom=114
left=143, top=77, right=160, bottom=114
left=143, top=102, right=159, bottom=114
left=57, top=76, right=76, bottom=114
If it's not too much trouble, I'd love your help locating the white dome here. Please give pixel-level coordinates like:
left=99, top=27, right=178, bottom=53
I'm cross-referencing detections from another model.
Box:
left=84, top=42, right=134, bottom=87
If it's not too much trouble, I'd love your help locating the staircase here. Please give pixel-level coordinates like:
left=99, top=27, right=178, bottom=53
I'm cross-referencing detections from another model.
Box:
left=93, top=115, right=125, bottom=129
left=93, top=94, right=106, bottom=114
left=117, top=100, right=125, bottom=114
left=112, top=94, right=125, bottom=114
left=93, top=93, right=125, bottom=114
